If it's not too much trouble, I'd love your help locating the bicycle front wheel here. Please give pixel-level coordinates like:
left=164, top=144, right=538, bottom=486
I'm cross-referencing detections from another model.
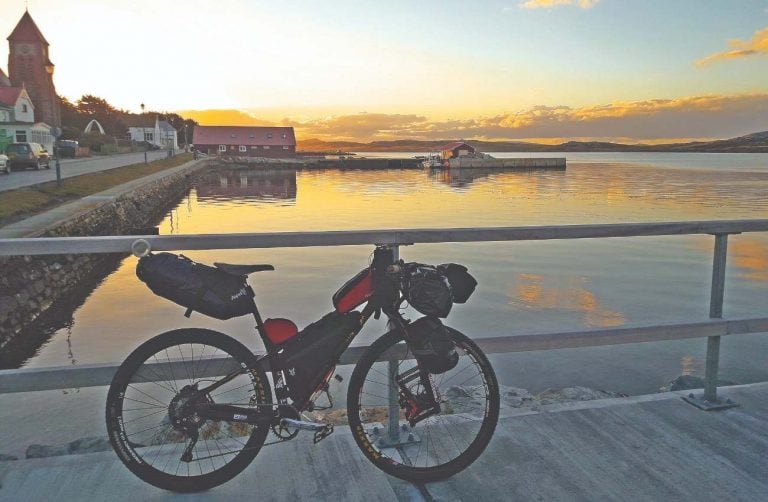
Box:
left=106, top=329, right=272, bottom=492
left=347, top=327, right=499, bottom=482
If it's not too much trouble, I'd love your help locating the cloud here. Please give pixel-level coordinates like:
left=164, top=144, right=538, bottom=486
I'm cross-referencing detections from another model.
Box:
left=519, top=0, right=600, bottom=9
left=696, top=26, right=768, bottom=66
left=180, top=93, right=768, bottom=143
left=176, top=109, right=275, bottom=126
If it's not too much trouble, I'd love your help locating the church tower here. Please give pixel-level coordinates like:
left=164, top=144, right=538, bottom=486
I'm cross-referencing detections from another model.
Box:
left=7, top=11, right=61, bottom=128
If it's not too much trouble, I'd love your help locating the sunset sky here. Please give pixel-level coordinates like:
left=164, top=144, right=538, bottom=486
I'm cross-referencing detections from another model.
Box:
left=2, top=0, right=768, bottom=142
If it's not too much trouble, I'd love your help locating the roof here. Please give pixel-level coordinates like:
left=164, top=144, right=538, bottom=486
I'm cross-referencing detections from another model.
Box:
left=0, top=87, right=23, bottom=107
left=193, top=126, right=296, bottom=146
left=439, top=141, right=475, bottom=151
left=7, top=11, right=49, bottom=45
left=0, top=68, right=11, bottom=87
left=123, top=115, right=156, bottom=128
left=158, top=121, right=176, bottom=133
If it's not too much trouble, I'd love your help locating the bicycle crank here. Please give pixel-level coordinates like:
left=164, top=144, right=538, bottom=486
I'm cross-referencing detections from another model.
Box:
left=279, top=418, right=334, bottom=444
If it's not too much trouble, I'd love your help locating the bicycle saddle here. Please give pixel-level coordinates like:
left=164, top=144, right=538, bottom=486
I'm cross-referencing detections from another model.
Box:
left=213, top=262, right=275, bottom=275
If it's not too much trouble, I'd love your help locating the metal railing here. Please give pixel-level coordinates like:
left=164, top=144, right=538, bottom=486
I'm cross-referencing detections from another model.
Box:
left=1, top=219, right=768, bottom=411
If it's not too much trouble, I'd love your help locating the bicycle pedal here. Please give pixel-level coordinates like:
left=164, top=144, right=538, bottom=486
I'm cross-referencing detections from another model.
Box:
left=313, top=424, right=334, bottom=444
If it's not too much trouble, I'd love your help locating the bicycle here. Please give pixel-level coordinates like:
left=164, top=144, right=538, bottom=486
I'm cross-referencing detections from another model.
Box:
left=106, top=245, right=500, bottom=492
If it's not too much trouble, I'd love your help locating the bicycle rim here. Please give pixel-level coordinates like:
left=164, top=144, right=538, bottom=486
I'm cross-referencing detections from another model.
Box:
left=106, top=329, right=271, bottom=492
left=348, top=328, right=499, bottom=482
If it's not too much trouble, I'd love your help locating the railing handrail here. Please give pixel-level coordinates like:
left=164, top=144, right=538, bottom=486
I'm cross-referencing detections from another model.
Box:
left=1, top=219, right=767, bottom=256
left=1, top=316, right=767, bottom=394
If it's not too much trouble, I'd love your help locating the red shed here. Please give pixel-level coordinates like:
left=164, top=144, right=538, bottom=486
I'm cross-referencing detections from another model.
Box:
left=439, top=141, right=476, bottom=160
left=193, top=126, right=296, bottom=158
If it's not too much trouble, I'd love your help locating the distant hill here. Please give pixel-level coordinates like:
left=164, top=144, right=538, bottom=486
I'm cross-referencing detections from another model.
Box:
left=297, top=131, right=768, bottom=154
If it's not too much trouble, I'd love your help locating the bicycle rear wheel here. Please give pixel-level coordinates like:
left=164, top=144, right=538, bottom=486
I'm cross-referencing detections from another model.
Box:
left=106, top=329, right=272, bottom=492
left=347, top=327, right=499, bottom=482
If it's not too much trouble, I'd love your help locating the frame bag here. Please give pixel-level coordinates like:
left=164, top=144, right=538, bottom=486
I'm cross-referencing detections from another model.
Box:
left=136, top=253, right=255, bottom=320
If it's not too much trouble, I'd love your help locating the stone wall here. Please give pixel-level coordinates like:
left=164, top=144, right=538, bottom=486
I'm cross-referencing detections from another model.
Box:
left=0, top=168, right=194, bottom=355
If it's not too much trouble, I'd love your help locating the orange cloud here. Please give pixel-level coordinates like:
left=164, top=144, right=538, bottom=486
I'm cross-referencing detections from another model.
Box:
left=520, top=0, right=600, bottom=9
left=179, top=93, right=768, bottom=142
left=178, top=109, right=275, bottom=126
left=696, top=26, right=768, bottom=66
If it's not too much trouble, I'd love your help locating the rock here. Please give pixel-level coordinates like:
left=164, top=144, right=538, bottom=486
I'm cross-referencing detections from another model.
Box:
left=26, top=444, right=69, bottom=459
left=501, top=387, right=535, bottom=408
left=68, top=437, right=111, bottom=454
left=661, top=375, right=739, bottom=392
left=0, top=453, right=19, bottom=461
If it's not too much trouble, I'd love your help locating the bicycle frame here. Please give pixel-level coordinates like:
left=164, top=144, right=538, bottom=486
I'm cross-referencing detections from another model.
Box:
left=190, top=291, right=410, bottom=428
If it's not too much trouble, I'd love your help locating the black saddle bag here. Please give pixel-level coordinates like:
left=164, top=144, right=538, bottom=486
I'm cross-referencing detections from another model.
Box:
left=136, top=252, right=255, bottom=320
left=275, top=311, right=361, bottom=409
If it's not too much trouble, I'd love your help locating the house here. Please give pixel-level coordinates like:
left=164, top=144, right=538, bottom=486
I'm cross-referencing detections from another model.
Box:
left=439, top=141, right=476, bottom=161
left=0, top=84, right=53, bottom=153
left=192, top=126, right=296, bottom=158
left=125, top=115, right=178, bottom=150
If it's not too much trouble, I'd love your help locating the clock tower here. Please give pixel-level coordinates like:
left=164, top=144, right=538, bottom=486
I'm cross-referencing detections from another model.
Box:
left=7, top=10, right=61, bottom=128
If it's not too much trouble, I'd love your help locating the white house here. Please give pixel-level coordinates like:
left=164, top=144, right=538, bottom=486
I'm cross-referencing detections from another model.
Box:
left=0, top=83, right=54, bottom=153
left=126, top=115, right=178, bottom=151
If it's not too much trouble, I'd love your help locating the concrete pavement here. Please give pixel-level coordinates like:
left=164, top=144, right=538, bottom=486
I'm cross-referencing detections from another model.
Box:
left=0, top=382, right=766, bottom=501
left=0, top=150, right=172, bottom=192
left=0, top=157, right=207, bottom=238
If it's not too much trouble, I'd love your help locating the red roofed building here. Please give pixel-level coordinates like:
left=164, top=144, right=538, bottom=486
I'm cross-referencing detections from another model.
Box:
left=439, top=141, right=476, bottom=161
left=193, top=126, right=296, bottom=158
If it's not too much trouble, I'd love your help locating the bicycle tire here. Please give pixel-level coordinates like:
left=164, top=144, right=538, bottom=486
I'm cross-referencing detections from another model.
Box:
left=347, top=326, right=499, bottom=482
left=106, top=329, right=272, bottom=492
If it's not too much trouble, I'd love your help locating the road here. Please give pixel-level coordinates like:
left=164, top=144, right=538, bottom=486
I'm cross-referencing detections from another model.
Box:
left=0, top=150, right=172, bottom=193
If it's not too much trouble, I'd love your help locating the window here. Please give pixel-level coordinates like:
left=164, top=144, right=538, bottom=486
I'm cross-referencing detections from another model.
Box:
left=218, top=145, right=226, bottom=152
left=282, top=133, right=287, bottom=139
left=21, top=104, right=28, bottom=113
left=263, top=145, right=270, bottom=150
left=267, top=133, right=273, bottom=139
left=144, top=132, right=154, bottom=142
left=15, top=130, right=27, bottom=142
left=251, top=146, right=258, bottom=150
left=239, top=145, right=247, bottom=152
left=282, top=145, right=290, bottom=150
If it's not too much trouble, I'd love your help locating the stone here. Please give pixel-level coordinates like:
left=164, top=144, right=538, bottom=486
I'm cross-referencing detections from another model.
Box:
left=0, top=296, right=18, bottom=320
left=68, top=437, right=112, bottom=454
left=662, top=375, right=738, bottom=392
left=26, top=443, right=69, bottom=459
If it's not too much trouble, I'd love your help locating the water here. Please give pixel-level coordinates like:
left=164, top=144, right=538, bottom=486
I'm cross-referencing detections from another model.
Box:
left=13, top=154, right=768, bottom=395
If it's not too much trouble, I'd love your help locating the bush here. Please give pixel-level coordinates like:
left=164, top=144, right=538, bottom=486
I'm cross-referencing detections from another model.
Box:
left=78, top=132, right=116, bottom=152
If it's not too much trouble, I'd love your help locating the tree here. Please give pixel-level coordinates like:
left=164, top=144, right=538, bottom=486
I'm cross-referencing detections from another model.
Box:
left=75, top=94, right=126, bottom=136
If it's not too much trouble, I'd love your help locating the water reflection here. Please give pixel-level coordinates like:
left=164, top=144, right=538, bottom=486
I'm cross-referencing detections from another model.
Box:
left=509, top=273, right=625, bottom=328
left=10, top=161, right=768, bottom=394
left=194, top=168, right=297, bottom=203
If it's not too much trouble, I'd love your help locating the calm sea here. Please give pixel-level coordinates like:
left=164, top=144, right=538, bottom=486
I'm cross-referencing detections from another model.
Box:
left=14, top=152, right=768, bottom=394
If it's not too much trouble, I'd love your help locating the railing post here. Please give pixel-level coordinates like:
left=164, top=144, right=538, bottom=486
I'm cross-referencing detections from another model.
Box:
left=684, top=233, right=738, bottom=410
left=704, top=234, right=727, bottom=401
left=387, top=245, right=401, bottom=442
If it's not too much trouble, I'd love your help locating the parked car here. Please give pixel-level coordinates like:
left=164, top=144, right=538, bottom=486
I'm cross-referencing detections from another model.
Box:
left=0, top=153, right=8, bottom=174
left=4, top=142, right=51, bottom=170
left=55, top=139, right=79, bottom=158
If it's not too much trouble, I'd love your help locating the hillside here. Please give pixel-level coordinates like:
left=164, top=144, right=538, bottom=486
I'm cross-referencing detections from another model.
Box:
left=297, top=131, right=768, bottom=154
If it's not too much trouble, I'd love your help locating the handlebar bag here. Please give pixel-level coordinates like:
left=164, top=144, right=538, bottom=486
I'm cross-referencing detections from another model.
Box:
left=136, top=252, right=255, bottom=320
left=401, top=263, right=453, bottom=318
left=437, top=263, right=477, bottom=303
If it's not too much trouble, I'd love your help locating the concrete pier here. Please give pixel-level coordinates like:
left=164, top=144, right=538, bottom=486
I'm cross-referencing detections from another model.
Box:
left=0, top=382, right=766, bottom=500
left=448, top=157, right=567, bottom=169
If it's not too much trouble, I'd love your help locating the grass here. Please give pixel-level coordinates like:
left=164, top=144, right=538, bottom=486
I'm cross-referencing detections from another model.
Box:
left=0, top=153, right=193, bottom=227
